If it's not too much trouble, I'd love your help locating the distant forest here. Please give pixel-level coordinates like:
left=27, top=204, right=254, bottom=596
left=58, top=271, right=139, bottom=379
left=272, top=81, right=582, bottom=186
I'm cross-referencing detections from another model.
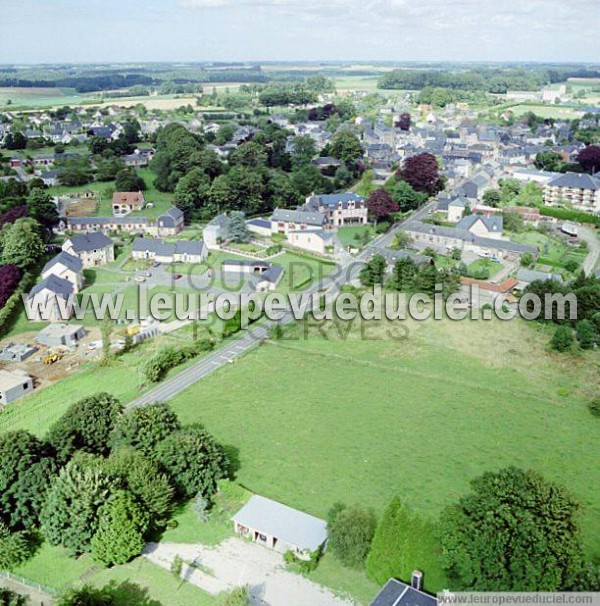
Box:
left=378, top=67, right=600, bottom=93
left=1, top=63, right=599, bottom=94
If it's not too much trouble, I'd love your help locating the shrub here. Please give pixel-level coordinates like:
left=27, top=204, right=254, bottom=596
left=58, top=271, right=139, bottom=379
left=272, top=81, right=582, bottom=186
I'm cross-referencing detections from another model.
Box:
left=328, top=504, right=377, bottom=569
left=144, top=340, right=214, bottom=383
left=0, top=523, right=34, bottom=571
left=539, top=206, right=600, bottom=226
left=193, top=494, right=211, bottom=523
left=551, top=325, right=574, bottom=352
left=366, top=497, right=444, bottom=590
left=576, top=319, right=597, bottom=350
left=220, top=586, right=251, bottom=606
left=588, top=399, right=600, bottom=418
left=521, top=252, right=534, bottom=267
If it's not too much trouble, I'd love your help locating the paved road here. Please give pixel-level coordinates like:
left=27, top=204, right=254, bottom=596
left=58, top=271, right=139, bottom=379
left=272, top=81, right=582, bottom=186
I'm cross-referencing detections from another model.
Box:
left=579, top=226, right=600, bottom=276
left=127, top=201, right=436, bottom=408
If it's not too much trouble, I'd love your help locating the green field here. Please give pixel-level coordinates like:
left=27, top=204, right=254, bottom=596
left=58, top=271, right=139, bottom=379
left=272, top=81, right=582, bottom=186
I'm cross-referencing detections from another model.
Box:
left=14, top=543, right=215, bottom=605
left=160, top=316, right=600, bottom=599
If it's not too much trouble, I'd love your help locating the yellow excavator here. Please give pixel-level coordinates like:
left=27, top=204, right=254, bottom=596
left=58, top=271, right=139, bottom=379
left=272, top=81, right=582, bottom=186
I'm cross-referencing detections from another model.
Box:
left=42, top=351, right=65, bottom=365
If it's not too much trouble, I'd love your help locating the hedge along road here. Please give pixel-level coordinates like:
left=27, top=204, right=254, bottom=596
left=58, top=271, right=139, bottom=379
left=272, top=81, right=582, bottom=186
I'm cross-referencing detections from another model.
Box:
left=127, top=200, right=436, bottom=410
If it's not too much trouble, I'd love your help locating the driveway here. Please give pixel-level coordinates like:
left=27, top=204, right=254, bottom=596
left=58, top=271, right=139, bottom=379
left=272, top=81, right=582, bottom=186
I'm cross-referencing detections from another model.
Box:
left=143, top=538, right=355, bottom=606
left=578, top=226, right=600, bottom=275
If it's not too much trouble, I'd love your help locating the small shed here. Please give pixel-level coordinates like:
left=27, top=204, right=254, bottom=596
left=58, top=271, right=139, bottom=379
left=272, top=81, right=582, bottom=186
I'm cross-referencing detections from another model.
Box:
left=36, top=323, right=85, bottom=348
left=0, top=369, right=33, bottom=405
left=232, top=495, right=327, bottom=559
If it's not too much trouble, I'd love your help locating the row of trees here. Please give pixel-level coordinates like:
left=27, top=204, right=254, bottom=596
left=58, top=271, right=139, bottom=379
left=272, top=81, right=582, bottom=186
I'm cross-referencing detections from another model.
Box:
left=159, top=121, right=365, bottom=222
left=360, top=254, right=461, bottom=298
left=325, top=467, right=599, bottom=593
left=0, top=396, right=229, bottom=570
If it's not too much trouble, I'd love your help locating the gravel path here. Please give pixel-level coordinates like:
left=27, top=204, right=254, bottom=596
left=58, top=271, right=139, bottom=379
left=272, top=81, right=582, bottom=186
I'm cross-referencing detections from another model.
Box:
left=143, top=538, right=356, bottom=606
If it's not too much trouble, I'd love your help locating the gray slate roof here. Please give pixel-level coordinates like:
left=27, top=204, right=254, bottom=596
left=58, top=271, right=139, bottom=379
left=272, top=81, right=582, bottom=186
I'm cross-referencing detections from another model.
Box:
left=232, top=495, right=327, bottom=552
left=516, top=268, right=563, bottom=283
left=457, top=215, right=503, bottom=233
left=68, top=216, right=149, bottom=226
left=404, top=220, right=537, bottom=255
left=271, top=208, right=326, bottom=227
left=66, top=232, right=113, bottom=252
left=42, top=251, right=83, bottom=275
left=158, top=206, right=184, bottom=228
left=370, top=579, right=437, bottom=606
left=133, top=237, right=204, bottom=257
left=28, top=275, right=74, bottom=300
left=547, top=172, right=600, bottom=190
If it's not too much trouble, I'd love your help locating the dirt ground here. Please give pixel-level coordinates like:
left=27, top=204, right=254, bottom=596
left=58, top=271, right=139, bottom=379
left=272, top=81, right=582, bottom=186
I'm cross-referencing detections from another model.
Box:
left=144, top=538, right=355, bottom=606
left=0, top=326, right=102, bottom=389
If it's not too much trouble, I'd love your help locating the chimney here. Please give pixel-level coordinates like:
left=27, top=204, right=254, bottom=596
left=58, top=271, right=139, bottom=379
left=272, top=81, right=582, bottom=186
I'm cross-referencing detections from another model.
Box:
left=411, top=570, right=423, bottom=591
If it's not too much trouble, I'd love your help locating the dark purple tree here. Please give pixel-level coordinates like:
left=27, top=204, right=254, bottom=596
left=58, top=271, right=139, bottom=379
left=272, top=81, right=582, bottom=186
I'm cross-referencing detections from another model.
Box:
left=395, top=112, right=411, bottom=131
left=397, top=153, right=442, bottom=196
left=577, top=145, right=600, bottom=174
left=0, top=264, right=23, bottom=308
left=366, top=188, right=400, bottom=222
left=0, top=206, right=28, bottom=230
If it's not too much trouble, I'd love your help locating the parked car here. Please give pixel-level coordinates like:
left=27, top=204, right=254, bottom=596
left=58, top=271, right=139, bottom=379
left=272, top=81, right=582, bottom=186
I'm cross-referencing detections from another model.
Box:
left=143, top=271, right=152, bottom=278
left=173, top=273, right=182, bottom=280
left=134, top=275, right=146, bottom=283
left=152, top=262, right=161, bottom=268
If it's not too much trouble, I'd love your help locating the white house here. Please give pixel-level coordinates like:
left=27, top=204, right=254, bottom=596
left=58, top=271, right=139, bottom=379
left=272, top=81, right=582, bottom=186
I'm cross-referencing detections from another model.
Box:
left=287, top=230, right=334, bottom=255
left=26, top=275, right=74, bottom=322
left=270, top=208, right=327, bottom=235
left=41, top=252, right=84, bottom=293
left=203, top=214, right=231, bottom=249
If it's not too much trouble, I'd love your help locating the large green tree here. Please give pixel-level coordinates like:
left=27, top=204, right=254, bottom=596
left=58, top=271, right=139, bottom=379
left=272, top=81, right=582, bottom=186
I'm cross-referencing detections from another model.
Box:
left=47, top=393, right=124, bottom=464
left=27, top=187, right=59, bottom=229
left=328, top=504, right=377, bottom=569
left=174, top=167, right=212, bottom=222
left=110, top=402, right=180, bottom=457
left=41, top=456, right=117, bottom=555
left=91, top=491, right=149, bottom=566
left=0, top=430, right=58, bottom=530
left=0, top=217, right=45, bottom=268
left=440, top=467, right=587, bottom=591
left=154, top=426, right=229, bottom=499
left=366, top=497, right=443, bottom=590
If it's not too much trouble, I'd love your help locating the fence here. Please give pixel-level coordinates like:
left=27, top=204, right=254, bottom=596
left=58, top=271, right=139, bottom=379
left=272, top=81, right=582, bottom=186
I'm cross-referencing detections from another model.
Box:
left=0, top=570, right=58, bottom=596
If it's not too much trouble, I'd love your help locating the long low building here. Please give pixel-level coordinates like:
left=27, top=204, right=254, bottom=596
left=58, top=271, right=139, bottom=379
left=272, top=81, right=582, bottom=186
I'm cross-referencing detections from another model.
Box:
left=66, top=206, right=185, bottom=237
left=132, top=237, right=207, bottom=264
left=403, top=219, right=537, bottom=259
left=232, top=495, right=328, bottom=559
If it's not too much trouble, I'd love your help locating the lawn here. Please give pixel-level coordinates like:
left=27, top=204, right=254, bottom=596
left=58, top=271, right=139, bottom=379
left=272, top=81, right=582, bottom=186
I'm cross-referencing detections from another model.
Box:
left=0, top=331, right=204, bottom=436
left=162, top=316, right=600, bottom=600
left=466, top=258, right=503, bottom=279
left=337, top=225, right=375, bottom=248
left=13, top=543, right=216, bottom=605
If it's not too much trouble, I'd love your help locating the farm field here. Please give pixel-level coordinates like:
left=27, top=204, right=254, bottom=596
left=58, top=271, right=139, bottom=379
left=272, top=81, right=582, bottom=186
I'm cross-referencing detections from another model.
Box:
left=0, top=87, right=102, bottom=109
left=162, top=315, right=600, bottom=599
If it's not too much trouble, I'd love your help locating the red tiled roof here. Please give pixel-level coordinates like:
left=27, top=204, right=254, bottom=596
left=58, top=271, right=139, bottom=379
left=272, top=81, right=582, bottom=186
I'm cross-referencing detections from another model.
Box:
left=460, top=277, right=518, bottom=293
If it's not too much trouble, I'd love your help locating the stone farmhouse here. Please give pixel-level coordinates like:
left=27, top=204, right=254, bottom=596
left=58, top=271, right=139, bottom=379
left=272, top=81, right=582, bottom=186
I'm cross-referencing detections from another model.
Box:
left=62, top=232, right=115, bottom=268
left=67, top=206, right=184, bottom=237
left=403, top=216, right=537, bottom=260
